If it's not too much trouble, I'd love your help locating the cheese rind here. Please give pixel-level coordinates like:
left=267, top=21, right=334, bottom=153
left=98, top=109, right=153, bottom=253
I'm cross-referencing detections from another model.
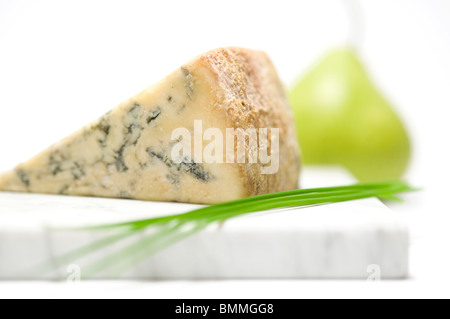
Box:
left=0, top=48, right=300, bottom=204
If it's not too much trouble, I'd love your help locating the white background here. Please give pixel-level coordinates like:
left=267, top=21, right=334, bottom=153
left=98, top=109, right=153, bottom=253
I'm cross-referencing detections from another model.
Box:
left=0, top=0, right=449, bottom=298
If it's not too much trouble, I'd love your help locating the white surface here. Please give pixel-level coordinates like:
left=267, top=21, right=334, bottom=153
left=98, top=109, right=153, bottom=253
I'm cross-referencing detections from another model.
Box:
left=0, top=167, right=408, bottom=280
left=0, top=0, right=449, bottom=298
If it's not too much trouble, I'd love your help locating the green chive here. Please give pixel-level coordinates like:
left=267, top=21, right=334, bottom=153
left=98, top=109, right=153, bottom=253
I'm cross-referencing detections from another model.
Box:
left=35, top=180, right=416, bottom=279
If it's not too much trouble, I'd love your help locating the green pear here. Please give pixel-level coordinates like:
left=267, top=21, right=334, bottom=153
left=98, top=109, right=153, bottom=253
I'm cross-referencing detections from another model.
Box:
left=289, top=48, right=411, bottom=182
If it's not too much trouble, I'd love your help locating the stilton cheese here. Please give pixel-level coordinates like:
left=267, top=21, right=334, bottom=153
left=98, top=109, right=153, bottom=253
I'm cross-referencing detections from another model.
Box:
left=0, top=48, right=300, bottom=204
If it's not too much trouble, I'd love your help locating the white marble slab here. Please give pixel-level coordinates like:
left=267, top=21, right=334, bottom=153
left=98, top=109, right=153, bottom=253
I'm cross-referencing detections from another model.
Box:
left=0, top=167, right=408, bottom=280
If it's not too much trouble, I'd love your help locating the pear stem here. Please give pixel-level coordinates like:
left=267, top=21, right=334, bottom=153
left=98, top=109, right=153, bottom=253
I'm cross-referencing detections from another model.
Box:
left=342, top=0, right=364, bottom=51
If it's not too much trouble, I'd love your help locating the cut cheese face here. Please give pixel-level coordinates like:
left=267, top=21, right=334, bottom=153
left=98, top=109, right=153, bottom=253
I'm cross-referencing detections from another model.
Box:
left=0, top=48, right=300, bottom=204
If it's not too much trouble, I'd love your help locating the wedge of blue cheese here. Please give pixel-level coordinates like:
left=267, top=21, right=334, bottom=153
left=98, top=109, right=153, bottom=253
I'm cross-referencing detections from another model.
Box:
left=0, top=47, right=300, bottom=204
